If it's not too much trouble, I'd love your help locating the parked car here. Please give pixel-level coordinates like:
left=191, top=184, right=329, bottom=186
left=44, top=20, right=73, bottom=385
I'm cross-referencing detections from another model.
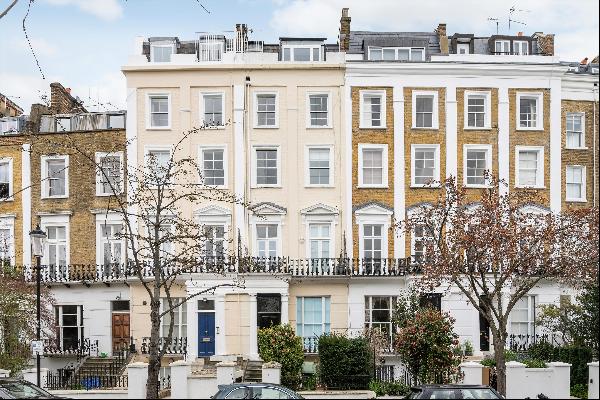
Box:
left=0, top=378, right=64, bottom=399
left=212, top=383, right=303, bottom=399
left=405, top=384, right=504, bottom=399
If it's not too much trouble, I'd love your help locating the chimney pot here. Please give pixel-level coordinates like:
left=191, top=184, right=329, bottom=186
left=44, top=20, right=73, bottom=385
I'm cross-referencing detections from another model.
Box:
left=342, top=7, right=348, bottom=17
left=517, top=31, right=523, bottom=36
left=66, top=88, right=71, bottom=94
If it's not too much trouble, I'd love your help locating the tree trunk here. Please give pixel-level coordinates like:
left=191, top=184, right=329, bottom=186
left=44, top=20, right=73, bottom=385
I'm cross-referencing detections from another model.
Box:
left=146, top=301, right=161, bottom=399
left=493, top=334, right=507, bottom=396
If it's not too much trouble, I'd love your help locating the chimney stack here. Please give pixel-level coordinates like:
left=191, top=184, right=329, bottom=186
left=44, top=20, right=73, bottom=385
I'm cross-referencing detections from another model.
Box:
left=436, top=23, right=448, bottom=55
left=339, top=8, right=351, bottom=52
left=517, top=31, right=523, bottom=36
left=532, top=32, right=555, bottom=56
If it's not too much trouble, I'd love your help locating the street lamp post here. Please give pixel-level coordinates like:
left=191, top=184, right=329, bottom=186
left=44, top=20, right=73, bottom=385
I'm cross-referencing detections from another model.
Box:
left=30, top=225, right=46, bottom=388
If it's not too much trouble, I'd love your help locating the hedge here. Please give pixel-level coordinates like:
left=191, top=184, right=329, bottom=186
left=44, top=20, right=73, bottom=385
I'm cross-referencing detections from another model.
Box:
left=526, top=342, right=593, bottom=386
left=257, top=324, right=304, bottom=390
left=318, top=333, right=373, bottom=390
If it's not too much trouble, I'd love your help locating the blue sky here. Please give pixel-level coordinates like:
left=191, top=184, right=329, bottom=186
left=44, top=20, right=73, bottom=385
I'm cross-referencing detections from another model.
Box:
left=1, top=0, right=598, bottom=112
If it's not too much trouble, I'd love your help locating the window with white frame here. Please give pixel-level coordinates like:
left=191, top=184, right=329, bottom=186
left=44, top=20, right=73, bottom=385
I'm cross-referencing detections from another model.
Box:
left=566, top=113, right=585, bottom=148
left=363, top=224, right=384, bottom=260
left=365, top=296, right=397, bottom=348
left=0, top=222, right=14, bottom=266
left=309, top=223, right=331, bottom=259
left=413, top=92, right=438, bottom=129
left=513, top=41, right=529, bottom=55
left=203, top=224, right=225, bottom=258
left=0, top=159, right=12, bottom=199
left=516, top=147, right=544, bottom=188
left=308, top=93, right=330, bottom=127
left=307, top=147, right=331, bottom=186
left=517, top=93, right=543, bottom=129
left=464, top=145, right=491, bottom=187
left=201, top=148, right=226, bottom=187
left=296, top=297, right=330, bottom=350
left=411, top=145, right=440, bottom=187
left=360, top=91, right=385, bottom=128
left=254, top=148, right=279, bottom=186
left=99, top=222, right=123, bottom=269
left=255, top=93, right=277, bottom=127
left=282, top=46, right=321, bottom=61
left=411, top=224, right=431, bottom=261
left=256, top=224, right=278, bottom=258
left=368, top=47, right=425, bottom=61
left=54, top=305, right=83, bottom=350
left=146, top=149, right=171, bottom=183
left=359, top=145, right=387, bottom=187
left=46, top=225, right=67, bottom=268
left=96, top=152, right=123, bottom=196
left=202, top=93, right=224, bottom=126
left=42, top=156, right=68, bottom=198
left=465, top=92, right=490, bottom=128
left=494, top=40, right=510, bottom=54
left=160, top=297, right=187, bottom=338
left=566, top=166, right=586, bottom=202
left=148, top=95, right=170, bottom=128
left=151, top=44, right=174, bottom=62
left=511, top=296, right=536, bottom=336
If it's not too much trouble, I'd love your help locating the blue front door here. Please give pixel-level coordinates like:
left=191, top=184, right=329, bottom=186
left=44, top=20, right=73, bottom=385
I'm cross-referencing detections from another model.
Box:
left=198, top=312, right=216, bottom=356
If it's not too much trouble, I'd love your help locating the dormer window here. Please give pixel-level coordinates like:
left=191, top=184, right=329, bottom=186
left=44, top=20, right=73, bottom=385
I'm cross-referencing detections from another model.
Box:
left=514, top=41, right=529, bottom=55
left=368, top=47, right=425, bottom=61
left=150, top=42, right=175, bottom=62
left=494, top=40, right=510, bottom=54
left=282, top=46, right=321, bottom=61
left=457, top=43, right=470, bottom=54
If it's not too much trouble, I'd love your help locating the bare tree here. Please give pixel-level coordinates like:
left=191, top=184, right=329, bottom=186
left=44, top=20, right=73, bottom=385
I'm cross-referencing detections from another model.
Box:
left=30, top=120, right=250, bottom=398
left=398, top=177, right=599, bottom=395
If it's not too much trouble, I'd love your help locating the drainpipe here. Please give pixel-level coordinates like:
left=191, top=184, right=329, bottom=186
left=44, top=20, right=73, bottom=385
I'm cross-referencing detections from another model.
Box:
left=593, top=82, right=598, bottom=207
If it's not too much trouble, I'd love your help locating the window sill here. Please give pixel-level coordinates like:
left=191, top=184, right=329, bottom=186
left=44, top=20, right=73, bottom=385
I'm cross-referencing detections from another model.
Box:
left=306, top=125, right=333, bottom=130
left=516, top=127, right=544, bottom=132
left=464, top=184, right=492, bottom=189
left=41, top=195, right=69, bottom=200
left=199, top=184, right=228, bottom=190
left=566, top=198, right=587, bottom=203
left=146, top=126, right=172, bottom=131
left=565, top=146, right=588, bottom=150
left=253, top=125, right=280, bottom=129
left=252, top=185, right=282, bottom=189
left=96, top=192, right=124, bottom=197
left=0, top=197, right=14, bottom=202
left=515, top=185, right=546, bottom=190
left=200, top=125, right=226, bottom=131
left=411, top=126, right=439, bottom=130
left=410, top=184, right=441, bottom=189
left=463, top=126, right=492, bottom=131
left=305, top=184, right=334, bottom=188
left=357, top=184, right=389, bottom=189
left=359, top=125, right=387, bottom=130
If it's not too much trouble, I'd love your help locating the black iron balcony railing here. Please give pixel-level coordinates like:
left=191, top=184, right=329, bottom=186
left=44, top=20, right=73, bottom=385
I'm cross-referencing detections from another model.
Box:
left=43, top=338, right=99, bottom=358
left=22, top=257, right=420, bottom=283
left=508, top=333, right=560, bottom=352
left=138, top=336, right=188, bottom=355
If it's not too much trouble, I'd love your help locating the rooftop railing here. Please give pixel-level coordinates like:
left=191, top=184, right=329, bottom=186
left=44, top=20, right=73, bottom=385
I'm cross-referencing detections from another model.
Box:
left=196, top=30, right=264, bottom=62
left=21, top=257, right=419, bottom=283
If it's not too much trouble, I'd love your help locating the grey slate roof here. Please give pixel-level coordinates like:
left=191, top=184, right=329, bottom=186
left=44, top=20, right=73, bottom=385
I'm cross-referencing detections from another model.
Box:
left=348, top=31, right=441, bottom=60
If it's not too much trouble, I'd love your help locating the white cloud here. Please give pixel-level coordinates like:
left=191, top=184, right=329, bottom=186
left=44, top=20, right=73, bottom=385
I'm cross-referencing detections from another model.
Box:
left=44, top=0, right=123, bottom=21
left=17, top=37, right=58, bottom=57
left=270, top=0, right=599, bottom=61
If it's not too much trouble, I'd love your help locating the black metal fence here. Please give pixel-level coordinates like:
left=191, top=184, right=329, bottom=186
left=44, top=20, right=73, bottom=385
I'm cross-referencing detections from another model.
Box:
left=508, top=333, right=560, bottom=352
left=46, top=369, right=128, bottom=390
left=43, top=338, right=98, bottom=359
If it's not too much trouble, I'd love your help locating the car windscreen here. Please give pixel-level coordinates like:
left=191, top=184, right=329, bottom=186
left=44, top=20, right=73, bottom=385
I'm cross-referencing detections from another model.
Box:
left=460, top=388, right=501, bottom=399
left=0, top=381, right=52, bottom=399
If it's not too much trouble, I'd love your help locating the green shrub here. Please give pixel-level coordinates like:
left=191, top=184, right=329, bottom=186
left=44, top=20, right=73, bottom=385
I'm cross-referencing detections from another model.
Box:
left=522, top=359, right=546, bottom=368
left=464, top=340, right=474, bottom=356
left=480, top=356, right=496, bottom=367
left=369, top=380, right=410, bottom=397
left=556, top=346, right=593, bottom=387
left=318, top=333, right=373, bottom=390
left=570, top=383, right=588, bottom=399
left=257, top=324, right=304, bottom=390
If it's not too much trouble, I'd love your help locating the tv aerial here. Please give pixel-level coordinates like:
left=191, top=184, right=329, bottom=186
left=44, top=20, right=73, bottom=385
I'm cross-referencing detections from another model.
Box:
left=487, top=17, right=500, bottom=35
left=508, top=5, right=530, bottom=31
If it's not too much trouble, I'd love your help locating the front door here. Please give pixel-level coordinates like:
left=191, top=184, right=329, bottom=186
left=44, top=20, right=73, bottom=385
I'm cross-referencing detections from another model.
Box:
left=198, top=312, right=215, bottom=356
left=112, top=313, right=130, bottom=352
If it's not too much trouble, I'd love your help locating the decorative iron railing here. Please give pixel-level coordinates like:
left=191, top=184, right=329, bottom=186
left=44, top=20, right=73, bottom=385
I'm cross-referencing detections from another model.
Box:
left=22, top=257, right=419, bottom=283
left=138, top=336, right=188, bottom=355
left=507, top=333, right=560, bottom=352
left=46, top=369, right=128, bottom=390
left=43, top=338, right=99, bottom=358
left=302, top=337, right=319, bottom=354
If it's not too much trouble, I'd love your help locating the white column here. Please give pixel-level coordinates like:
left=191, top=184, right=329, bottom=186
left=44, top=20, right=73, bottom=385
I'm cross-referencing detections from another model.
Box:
left=498, top=87, right=510, bottom=196
left=548, top=361, right=571, bottom=399
left=233, top=84, right=246, bottom=256
left=216, top=361, right=236, bottom=385
left=344, top=82, right=353, bottom=256
left=21, top=143, right=31, bottom=266
left=446, top=86, right=458, bottom=179
left=248, top=293, right=259, bottom=359
left=186, top=293, right=197, bottom=360
left=393, top=84, right=405, bottom=258
left=281, top=294, right=289, bottom=324
left=549, top=79, right=562, bottom=212
left=589, top=362, right=599, bottom=400
left=170, top=360, right=191, bottom=399
left=505, top=361, right=526, bottom=399
left=216, top=295, right=226, bottom=355
left=262, top=362, right=282, bottom=384
left=127, top=362, right=148, bottom=399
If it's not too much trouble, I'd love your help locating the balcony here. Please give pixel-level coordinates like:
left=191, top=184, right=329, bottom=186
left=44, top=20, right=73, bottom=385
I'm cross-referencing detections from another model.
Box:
left=23, top=257, right=419, bottom=284
left=43, top=338, right=99, bottom=358
left=196, top=29, right=264, bottom=62
left=137, top=336, right=188, bottom=355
